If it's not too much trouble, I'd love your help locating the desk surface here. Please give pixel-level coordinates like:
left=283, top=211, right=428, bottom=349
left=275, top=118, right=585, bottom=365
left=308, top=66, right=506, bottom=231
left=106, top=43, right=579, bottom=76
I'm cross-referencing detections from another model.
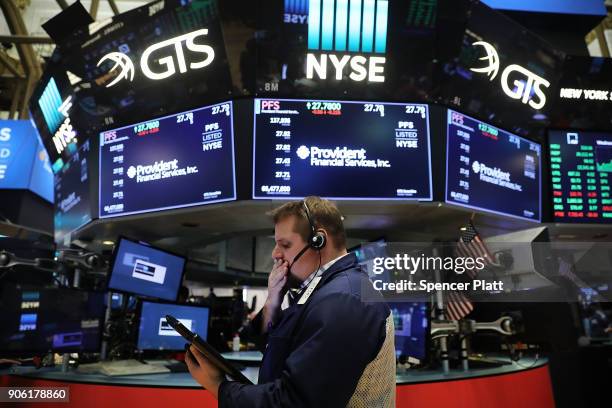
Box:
left=1, top=355, right=547, bottom=388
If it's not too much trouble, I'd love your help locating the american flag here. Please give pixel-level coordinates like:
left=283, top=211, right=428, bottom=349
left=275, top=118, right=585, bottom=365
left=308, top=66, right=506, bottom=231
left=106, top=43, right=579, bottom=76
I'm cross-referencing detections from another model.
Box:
left=445, top=221, right=494, bottom=321
left=445, top=290, right=474, bottom=322
left=455, top=221, right=495, bottom=279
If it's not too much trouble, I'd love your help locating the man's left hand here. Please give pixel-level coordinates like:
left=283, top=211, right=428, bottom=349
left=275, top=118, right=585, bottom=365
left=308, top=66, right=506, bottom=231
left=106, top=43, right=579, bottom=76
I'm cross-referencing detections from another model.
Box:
left=185, top=345, right=225, bottom=398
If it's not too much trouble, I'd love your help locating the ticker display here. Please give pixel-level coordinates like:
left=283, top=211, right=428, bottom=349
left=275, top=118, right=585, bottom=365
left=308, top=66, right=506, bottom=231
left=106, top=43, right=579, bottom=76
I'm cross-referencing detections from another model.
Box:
left=99, top=102, right=236, bottom=218
left=253, top=99, right=432, bottom=200
left=549, top=130, right=612, bottom=223
left=446, top=109, right=541, bottom=221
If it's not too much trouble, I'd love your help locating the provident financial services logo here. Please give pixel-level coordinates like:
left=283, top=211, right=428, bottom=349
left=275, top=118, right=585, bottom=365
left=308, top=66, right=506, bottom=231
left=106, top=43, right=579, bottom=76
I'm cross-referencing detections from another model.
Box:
left=306, top=0, right=388, bottom=82
left=297, top=145, right=310, bottom=159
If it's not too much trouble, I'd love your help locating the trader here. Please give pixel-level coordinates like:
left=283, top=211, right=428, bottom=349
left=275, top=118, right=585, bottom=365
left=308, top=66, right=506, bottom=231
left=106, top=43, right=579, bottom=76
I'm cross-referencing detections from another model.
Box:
left=186, top=196, right=396, bottom=407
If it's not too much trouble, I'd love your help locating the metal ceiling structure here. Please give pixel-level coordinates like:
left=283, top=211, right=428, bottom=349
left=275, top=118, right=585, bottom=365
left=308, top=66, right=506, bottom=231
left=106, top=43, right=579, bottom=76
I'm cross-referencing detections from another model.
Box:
left=0, top=0, right=149, bottom=120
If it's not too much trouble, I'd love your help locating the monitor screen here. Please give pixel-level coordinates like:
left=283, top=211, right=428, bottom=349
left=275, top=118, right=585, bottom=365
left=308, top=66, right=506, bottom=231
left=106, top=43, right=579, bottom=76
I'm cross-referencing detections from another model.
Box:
left=137, top=301, right=209, bottom=351
left=99, top=101, right=236, bottom=218
left=54, top=140, right=92, bottom=246
left=108, top=238, right=186, bottom=302
left=350, top=239, right=388, bottom=280
left=253, top=99, right=432, bottom=200
left=388, top=301, right=429, bottom=363
left=446, top=109, right=541, bottom=221
left=0, top=286, right=105, bottom=354
left=549, top=130, right=612, bottom=223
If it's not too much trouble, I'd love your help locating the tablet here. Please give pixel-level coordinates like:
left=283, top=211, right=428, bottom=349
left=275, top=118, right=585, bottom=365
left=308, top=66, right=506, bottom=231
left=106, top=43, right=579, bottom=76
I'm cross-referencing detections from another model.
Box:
left=165, top=314, right=253, bottom=384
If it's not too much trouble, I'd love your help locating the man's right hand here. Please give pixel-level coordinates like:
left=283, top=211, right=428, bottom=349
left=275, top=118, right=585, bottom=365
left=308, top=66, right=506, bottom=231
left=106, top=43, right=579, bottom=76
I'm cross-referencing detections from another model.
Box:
left=262, top=259, right=289, bottom=332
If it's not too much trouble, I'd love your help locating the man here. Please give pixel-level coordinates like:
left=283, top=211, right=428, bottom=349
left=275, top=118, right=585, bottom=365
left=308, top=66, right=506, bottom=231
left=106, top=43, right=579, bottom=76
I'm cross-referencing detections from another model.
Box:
left=186, top=196, right=395, bottom=407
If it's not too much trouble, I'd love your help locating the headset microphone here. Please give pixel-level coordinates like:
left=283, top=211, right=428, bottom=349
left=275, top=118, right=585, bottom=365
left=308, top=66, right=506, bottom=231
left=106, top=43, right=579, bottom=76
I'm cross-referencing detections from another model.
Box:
left=288, top=244, right=310, bottom=273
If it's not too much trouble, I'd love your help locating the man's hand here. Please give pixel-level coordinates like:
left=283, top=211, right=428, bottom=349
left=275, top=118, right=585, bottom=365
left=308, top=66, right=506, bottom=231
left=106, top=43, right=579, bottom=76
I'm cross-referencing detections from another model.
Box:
left=263, top=259, right=289, bottom=332
left=185, top=345, right=225, bottom=399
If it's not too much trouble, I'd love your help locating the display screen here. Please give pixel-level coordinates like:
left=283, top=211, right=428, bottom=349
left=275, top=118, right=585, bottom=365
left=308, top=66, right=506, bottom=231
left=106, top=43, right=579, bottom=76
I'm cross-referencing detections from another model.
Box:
left=549, top=130, right=612, bottom=223
left=481, top=0, right=606, bottom=15
left=0, top=286, right=105, bottom=353
left=54, top=140, right=91, bottom=246
left=253, top=99, right=432, bottom=200
left=99, top=101, right=236, bottom=217
left=137, top=301, right=209, bottom=351
left=108, top=238, right=186, bottom=302
left=388, top=301, right=429, bottom=363
left=0, top=120, right=53, bottom=202
left=446, top=109, right=541, bottom=221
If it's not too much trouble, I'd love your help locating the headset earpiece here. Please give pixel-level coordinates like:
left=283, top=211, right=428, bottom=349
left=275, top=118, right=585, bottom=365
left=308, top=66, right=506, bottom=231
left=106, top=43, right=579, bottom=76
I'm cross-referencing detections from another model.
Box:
left=302, top=200, right=326, bottom=251
left=311, top=230, right=326, bottom=250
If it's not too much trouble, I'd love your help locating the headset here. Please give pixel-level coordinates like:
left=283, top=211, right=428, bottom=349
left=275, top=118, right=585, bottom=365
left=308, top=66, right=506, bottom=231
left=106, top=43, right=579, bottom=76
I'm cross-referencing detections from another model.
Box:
left=302, top=200, right=326, bottom=251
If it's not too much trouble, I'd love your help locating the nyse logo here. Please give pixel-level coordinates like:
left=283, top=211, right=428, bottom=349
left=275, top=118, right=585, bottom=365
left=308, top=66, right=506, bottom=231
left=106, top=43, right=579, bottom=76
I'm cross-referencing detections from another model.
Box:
left=51, top=96, right=77, bottom=155
left=306, top=0, right=388, bottom=83
left=470, top=41, right=550, bottom=110
left=284, top=0, right=308, bottom=24
left=97, top=29, right=215, bottom=86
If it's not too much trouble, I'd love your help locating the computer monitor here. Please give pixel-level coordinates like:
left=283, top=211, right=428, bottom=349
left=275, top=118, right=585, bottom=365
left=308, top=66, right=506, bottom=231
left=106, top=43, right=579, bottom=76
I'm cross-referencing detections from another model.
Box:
left=349, top=238, right=388, bottom=279
left=0, top=285, right=105, bottom=354
left=137, top=301, right=209, bottom=351
left=108, top=237, right=186, bottom=302
left=548, top=130, right=612, bottom=223
left=387, top=301, right=430, bottom=364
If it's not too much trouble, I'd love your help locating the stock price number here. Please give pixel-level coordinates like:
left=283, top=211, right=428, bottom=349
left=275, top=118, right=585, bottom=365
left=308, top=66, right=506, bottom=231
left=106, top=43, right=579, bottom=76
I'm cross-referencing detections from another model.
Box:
left=363, top=103, right=385, bottom=117
left=405, top=105, right=427, bottom=119
left=133, top=120, right=160, bottom=135
left=212, top=103, right=231, bottom=116
left=176, top=112, right=194, bottom=125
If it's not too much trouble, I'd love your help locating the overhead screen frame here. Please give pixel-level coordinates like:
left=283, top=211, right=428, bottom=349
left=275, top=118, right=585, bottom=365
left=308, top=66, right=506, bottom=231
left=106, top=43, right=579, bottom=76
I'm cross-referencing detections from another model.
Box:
left=107, top=236, right=187, bottom=303
left=251, top=97, right=434, bottom=201
left=97, top=100, right=238, bottom=219
left=547, top=127, right=612, bottom=224
left=444, top=108, right=543, bottom=223
left=136, top=299, right=210, bottom=352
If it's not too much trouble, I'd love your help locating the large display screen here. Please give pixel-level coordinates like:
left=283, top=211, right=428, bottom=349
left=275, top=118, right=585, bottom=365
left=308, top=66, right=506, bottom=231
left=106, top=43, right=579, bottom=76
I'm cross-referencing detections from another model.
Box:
left=0, top=286, right=105, bottom=353
left=446, top=109, right=541, bottom=221
left=0, top=120, right=53, bottom=202
left=481, top=0, right=606, bottom=15
left=253, top=99, right=432, bottom=200
left=108, top=238, right=186, bottom=302
left=99, top=101, right=236, bottom=218
left=54, top=140, right=91, bottom=246
left=137, top=301, right=209, bottom=351
left=549, top=130, right=612, bottom=223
